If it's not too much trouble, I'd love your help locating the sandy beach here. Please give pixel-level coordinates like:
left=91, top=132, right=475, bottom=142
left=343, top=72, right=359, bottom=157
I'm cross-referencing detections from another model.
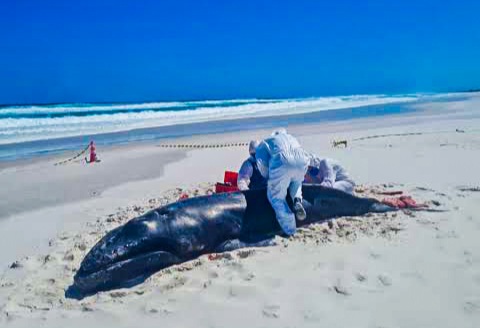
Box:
left=1, top=95, right=480, bottom=327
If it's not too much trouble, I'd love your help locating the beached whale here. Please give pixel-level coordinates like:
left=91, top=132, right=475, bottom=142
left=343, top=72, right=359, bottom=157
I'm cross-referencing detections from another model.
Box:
left=66, top=184, right=395, bottom=299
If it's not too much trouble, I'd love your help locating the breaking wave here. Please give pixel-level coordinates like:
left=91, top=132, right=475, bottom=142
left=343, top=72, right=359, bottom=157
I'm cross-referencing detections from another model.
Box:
left=0, top=94, right=423, bottom=145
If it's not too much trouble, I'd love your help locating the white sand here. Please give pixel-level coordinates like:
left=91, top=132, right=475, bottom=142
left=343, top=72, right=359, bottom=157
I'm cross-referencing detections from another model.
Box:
left=1, top=94, right=480, bottom=327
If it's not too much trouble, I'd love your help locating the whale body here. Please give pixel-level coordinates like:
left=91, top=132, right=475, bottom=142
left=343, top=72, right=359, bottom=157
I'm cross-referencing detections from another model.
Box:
left=67, top=184, right=394, bottom=298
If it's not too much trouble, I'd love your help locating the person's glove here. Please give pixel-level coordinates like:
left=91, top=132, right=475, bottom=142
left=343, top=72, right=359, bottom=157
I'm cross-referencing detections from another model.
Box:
left=320, top=180, right=333, bottom=188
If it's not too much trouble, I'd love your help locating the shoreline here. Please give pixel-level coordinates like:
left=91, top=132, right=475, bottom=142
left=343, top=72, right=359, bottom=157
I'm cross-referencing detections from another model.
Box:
left=0, top=92, right=476, bottom=170
left=0, top=93, right=469, bottom=163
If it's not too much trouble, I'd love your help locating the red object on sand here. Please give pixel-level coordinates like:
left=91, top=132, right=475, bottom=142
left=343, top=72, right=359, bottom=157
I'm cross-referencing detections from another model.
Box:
left=382, top=197, right=407, bottom=208
left=179, top=193, right=189, bottom=200
left=224, top=171, right=239, bottom=186
left=215, top=171, right=240, bottom=193
left=399, top=195, right=428, bottom=208
left=215, top=183, right=239, bottom=193
left=382, top=195, right=428, bottom=209
left=208, top=254, right=220, bottom=261
left=89, top=141, right=97, bottom=163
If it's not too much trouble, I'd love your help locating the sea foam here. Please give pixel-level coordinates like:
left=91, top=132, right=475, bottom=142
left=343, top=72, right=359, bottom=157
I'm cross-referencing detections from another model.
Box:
left=0, top=94, right=425, bottom=145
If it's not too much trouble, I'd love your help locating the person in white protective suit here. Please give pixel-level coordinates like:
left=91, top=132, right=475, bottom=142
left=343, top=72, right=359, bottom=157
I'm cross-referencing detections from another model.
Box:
left=305, top=156, right=356, bottom=194
left=237, top=140, right=268, bottom=191
left=255, top=129, right=310, bottom=236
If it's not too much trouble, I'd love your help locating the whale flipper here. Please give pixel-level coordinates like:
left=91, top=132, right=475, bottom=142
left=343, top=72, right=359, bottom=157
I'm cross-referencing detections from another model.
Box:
left=215, top=237, right=277, bottom=253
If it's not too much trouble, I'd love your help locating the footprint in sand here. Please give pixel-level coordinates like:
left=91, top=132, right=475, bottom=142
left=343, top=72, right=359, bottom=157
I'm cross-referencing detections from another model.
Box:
left=378, top=274, right=392, bottom=287
left=435, top=230, right=459, bottom=239
left=45, top=278, right=56, bottom=285
left=464, top=300, right=480, bottom=314
left=63, top=252, right=75, bottom=261
left=109, top=291, right=128, bottom=298
left=134, top=290, right=145, bottom=295
left=369, top=252, right=381, bottom=260
left=236, top=249, right=256, bottom=259
left=333, top=284, right=351, bottom=296
left=9, top=261, right=23, bottom=269
left=1, top=280, right=15, bottom=288
left=242, top=272, right=255, bottom=281
left=81, top=303, right=95, bottom=312
left=463, top=250, right=474, bottom=266
left=144, top=305, right=173, bottom=315
left=203, top=279, right=212, bottom=289
left=416, top=218, right=437, bottom=226
left=75, top=242, right=88, bottom=251
left=332, top=277, right=351, bottom=296
left=223, top=260, right=244, bottom=272
left=228, top=286, right=238, bottom=297
left=159, top=275, right=188, bottom=292
left=262, top=304, right=280, bottom=318
left=355, top=273, right=368, bottom=282
left=58, top=233, right=71, bottom=241
left=457, top=186, right=480, bottom=193
left=208, top=270, right=219, bottom=279
left=415, top=186, right=436, bottom=192
left=202, top=270, right=219, bottom=288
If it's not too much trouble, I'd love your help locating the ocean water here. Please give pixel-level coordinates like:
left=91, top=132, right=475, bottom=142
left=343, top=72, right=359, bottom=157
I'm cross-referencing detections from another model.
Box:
left=0, top=93, right=459, bottom=161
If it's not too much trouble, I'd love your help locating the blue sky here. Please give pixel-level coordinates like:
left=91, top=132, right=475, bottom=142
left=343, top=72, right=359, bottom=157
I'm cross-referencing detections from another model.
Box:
left=1, top=0, right=479, bottom=104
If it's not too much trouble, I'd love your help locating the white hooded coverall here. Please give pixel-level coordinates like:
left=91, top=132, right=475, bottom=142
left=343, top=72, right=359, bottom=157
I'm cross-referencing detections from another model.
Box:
left=255, top=130, right=309, bottom=236
left=307, top=156, right=355, bottom=194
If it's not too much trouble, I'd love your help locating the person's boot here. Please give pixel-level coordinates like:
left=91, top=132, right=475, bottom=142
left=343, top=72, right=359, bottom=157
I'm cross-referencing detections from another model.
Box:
left=293, top=197, right=306, bottom=221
